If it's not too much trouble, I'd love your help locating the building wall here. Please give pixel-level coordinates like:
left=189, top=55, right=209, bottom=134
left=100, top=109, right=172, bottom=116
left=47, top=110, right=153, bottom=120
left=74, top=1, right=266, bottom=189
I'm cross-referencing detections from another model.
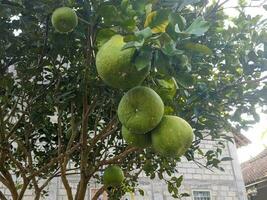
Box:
left=0, top=140, right=248, bottom=200
left=256, top=183, right=267, bottom=200
left=247, top=181, right=267, bottom=200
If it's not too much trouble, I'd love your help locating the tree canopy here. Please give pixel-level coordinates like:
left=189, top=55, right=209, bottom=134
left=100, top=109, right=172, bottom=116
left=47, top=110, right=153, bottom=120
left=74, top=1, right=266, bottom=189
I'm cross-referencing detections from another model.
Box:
left=0, top=0, right=266, bottom=199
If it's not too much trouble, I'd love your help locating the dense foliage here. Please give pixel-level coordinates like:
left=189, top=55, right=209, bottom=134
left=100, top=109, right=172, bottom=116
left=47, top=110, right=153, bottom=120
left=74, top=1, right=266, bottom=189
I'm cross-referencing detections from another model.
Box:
left=0, top=0, right=266, bottom=199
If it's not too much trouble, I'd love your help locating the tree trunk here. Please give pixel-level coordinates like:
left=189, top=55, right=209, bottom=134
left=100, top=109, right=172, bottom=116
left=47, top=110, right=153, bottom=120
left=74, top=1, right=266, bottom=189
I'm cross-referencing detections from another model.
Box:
left=75, top=175, right=88, bottom=200
left=34, top=191, right=41, bottom=200
left=0, top=169, right=18, bottom=200
left=61, top=171, right=73, bottom=200
left=0, top=191, right=8, bottom=200
left=17, top=180, right=29, bottom=200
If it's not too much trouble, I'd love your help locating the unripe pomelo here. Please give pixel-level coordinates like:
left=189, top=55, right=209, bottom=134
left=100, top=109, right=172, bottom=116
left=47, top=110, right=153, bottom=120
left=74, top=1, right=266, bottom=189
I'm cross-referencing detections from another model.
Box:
left=122, top=126, right=151, bottom=148
left=118, top=86, right=164, bottom=134
left=103, top=165, right=124, bottom=187
left=151, top=115, right=193, bottom=157
left=96, top=35, right=150, bottom=90
left=51, top=7, right=78, bottom=33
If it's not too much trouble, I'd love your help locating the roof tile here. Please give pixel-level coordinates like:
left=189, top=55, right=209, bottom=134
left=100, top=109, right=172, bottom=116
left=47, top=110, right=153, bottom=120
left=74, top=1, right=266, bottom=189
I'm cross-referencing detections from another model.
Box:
left=241, top=148, right=267, bottom=185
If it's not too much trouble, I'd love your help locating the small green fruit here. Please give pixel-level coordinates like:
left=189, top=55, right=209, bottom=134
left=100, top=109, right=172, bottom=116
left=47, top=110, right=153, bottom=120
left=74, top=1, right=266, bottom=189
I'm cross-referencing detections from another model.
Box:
left=103, top=165, right=124, bottom=187
left=151, top=115, right=193, bottom=157
left=122, top=126, right=151, bottom=148
left=51, top=7, right=78, bottom=33
left=96, top=35, right=150, bottom=90
left=118, top=86, right=164, bottom=134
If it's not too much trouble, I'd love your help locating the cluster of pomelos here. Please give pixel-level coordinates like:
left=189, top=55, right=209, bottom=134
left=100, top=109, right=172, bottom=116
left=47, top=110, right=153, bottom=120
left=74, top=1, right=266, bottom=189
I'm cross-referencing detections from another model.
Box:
left=51, top=6, right=193, bottom=188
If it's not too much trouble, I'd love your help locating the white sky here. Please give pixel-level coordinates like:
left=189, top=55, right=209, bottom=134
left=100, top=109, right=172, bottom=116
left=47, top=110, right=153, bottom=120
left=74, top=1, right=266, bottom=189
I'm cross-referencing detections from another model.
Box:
left=220, top=0, right=267, bottom=163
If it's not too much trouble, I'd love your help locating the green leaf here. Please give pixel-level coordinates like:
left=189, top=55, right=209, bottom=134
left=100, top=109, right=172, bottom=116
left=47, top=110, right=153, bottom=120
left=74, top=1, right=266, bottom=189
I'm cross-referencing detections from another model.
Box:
left=162, top=42, right=184, bottom=56
left=175, top=175, right=183, bottom=188
left=97, top=4, right=121, bottom=25
left=134, top=48, right=152, bottom=71
left=178, top=0, right=202, bottom=11
left=164, top=106, right=174, bottom=114
left=181, top=193, right=190, bottom=197
left=168, top=13, right=186, bottom=31
left=221, top=157, right=233, bottom=161
left=122, top=40, right=144, bottom=50
left=96, top=29, right=117, bottom=48
left=132, top=0, right=147, bottom=15
left=144, top=10, right=169, bottom=33
left=138, top=189, right=145, bottom=196
left=186, top=17, right=209, bottom=36
left=175, top=72, right=193, bottom=88
left=158, top=172, right=163, bottom=179
left=168, top=182, right=173, bottom=193
left=135, top=27, right=153, bottom=40
left=166, top=13, right=187, bottom=39
left=184, top=42, right=213, bottom=55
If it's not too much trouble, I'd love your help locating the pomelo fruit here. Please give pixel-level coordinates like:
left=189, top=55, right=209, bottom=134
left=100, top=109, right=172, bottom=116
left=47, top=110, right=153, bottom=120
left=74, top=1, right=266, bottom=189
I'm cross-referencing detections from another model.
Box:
left=96, top=35, right=150, bottom=90
left=51, top=7, right=78, bottom=33
left=118, top=86, right=164, bottom=134
left=122, top=126, right=151, bottom=148
left=103, top=165, right=124, bottom=187
left=151, top=115, right=193, bottom=157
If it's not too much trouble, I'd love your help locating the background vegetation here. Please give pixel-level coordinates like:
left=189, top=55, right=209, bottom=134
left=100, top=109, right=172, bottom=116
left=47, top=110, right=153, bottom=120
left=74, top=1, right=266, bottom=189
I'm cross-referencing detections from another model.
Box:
left=0, top=0, right=266, bottom=199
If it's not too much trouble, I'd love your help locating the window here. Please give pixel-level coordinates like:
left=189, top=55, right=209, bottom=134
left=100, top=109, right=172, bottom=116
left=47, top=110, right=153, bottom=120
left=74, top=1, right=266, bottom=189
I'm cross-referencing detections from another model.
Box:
left=193, top=191, right=211, bottom=200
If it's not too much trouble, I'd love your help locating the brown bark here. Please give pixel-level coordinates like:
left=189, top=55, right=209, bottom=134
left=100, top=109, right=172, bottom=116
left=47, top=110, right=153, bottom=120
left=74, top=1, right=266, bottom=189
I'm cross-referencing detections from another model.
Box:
left=92, top=186, right=105, bottom=200
left=34, top=191, right=41, bottom=200
left=75, top=175, right=89, bottom=200
left=75, top=93, right=89, bottom=200
left=0, top=190, right=8, bottom=200
left=17, top=179, right=29, bottom=200
left=61, top=168, right=73, bottom=200
left=58, top=108, right=73, bottom=200
left=0, top=169, right=18, bottom=200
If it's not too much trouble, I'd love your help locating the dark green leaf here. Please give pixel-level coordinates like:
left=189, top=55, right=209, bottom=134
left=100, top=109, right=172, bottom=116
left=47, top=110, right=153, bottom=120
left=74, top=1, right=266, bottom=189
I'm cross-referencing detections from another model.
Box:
left=134, top=48, right=152, bottom=71
left=184, top=42, right=213, bottom=55
left=221, top=157, right=233, bottom=161
left=178, top=0, right=202, bottom=11
left=96, top=29, right=117, bottom=48
left=186, top=17, right=209, bottom=36
left=162, top=42, right=184, bottom=56
left=135, top=27, right=153, bottom=40
left=138, top=189, right=145, bottom=196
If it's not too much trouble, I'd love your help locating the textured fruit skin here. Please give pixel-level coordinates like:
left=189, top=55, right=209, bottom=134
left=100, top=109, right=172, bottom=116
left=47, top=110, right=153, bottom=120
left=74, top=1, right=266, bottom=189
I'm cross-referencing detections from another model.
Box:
left=51, top=7, right=78, bottom=33
left=122, top=126, right=151, bottom=148
left=96, top=35, right=150, bottom=89
left=151, top=115, right=193, bottom=157
left=103, top=165, right=124, bottom=187
left=118, top=86, right=164, bottom=134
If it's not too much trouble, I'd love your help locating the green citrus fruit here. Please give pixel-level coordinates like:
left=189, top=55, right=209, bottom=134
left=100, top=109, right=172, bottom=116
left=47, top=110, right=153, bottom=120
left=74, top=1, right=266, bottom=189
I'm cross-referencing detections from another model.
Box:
left=122, top=126, right=151, bottom=148
left=151, top=115, right=193, bottom=157
left=103, top=165, right=124, bottom=187
left=96, top=35, right=150, bottom=90
left=118, top=86, right=164, bottom=134
left=51, top=7, right=78, bottom=33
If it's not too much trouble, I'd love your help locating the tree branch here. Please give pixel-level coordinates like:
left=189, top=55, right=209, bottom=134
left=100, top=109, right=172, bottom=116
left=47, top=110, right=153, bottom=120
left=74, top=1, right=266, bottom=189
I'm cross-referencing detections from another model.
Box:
left=0, top=168, right=18, bottom=199
left=218, top=75, right=267, bottom=92
left=29, top=143, right=80, bottom=179
left=92, top=186, right=106, bottom=200
left=0, top=190, right=8, bottom=200
left=98, top=147, right=140, bottom=166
